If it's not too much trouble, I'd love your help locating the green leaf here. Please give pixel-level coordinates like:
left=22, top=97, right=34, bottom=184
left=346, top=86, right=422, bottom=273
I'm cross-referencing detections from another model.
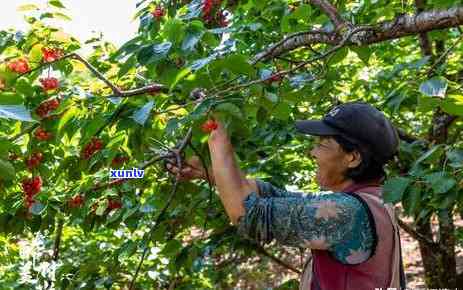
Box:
left=29, top=45, right=44, bottom=63
left=350, top=46, right=371, bottom=64
left=30, top=203, right=46, bottom=215
left=273, top=101, right=291, bottom=120
left=425, top=172, right=456, bottom=194
left=419, top=77, right=448, bottom=97
left=404, top=186, right=421, bottom=216
left=118, top=241, right=137, bottom=263
left=53, top=12, right=72, bottom=21
left=96, top=200, right=108, bottom=216
left=0, top=159, right=15, bottom=181
left=137, top=42, right=172, bottom=65
left=0, top=105, right=35, bottom=122
left=0, top=92, right=24, bottom=105
left=81, top=115, right=106, bottom=144
left=131, top=101, right=154, bottom=125
left=48, top=0, right=66, bottom=8
left=15, top=77, right=34, bottom=96
left=328, top=47, right=348, bottom=65
left=189, top=55, right=215, bottom=71
left=17, top=4, right=40, bottom=11
left=163, top=19, right=185, bottom=45
left=57, top=106, right=77, bottom=134
left=383, top=177, right=412, bottom=203
left=446, top=149, right=463, bottom=168
left=411, top=144, right=444, bottom=169
left=170, top=67, right=191, bottom=91
left=215, top=103, right=243, bottom=119
left=182, top=24, right=204, bottom=52
left=441, top=97, right=463, bottom=116
left=216, top=54, right=254, bottom=75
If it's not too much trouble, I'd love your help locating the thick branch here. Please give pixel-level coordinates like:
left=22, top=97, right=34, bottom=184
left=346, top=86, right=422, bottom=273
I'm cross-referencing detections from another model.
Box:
left=254, top=6, right=463, bottom=63
left=18, top=53, right=167, bottom=97
left=415, top=0, right=433, bottom=56
left=310, top=0, right=348, bottom=30
left=397, top=218, right=445, bottom=252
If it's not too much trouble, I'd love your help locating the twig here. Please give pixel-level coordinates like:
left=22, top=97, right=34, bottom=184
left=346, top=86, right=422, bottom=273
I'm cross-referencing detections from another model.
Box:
left=45, top=218, right=64, bottom=290
left=253, top=243, right=301, bottom=274
left=310, top=0, right=349, bottom=30
left=128, top=128, right=193, bottom=290
left=426, top=32, right=463, bottom=76
left=8, top=123, right=40, bottom=142
left=15, top=53, right=167, bottom=98
left=219, top=26, right=370, bottom=96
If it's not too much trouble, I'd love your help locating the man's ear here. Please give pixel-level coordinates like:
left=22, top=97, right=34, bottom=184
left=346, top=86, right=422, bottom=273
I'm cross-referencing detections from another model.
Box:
left=347, top=150, right=362, bottom=168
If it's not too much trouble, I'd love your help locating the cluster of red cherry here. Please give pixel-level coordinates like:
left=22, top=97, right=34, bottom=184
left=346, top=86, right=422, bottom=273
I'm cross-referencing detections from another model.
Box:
left=81, top=137, right=104, bottom=160
left=40, top=77, right=60, bottom=92
left=22, top=176, right=42, bottom=209
left=41, top=47, right=63, bottom=63
left=7, top=58, right=30, bottom=74
left=25, top=152, right=43, bottom=170
left=35, top=98, right=60, bottom=118
left=34, top=127, right=53, bottom=141
left=202, top=0, right=227, bottom=27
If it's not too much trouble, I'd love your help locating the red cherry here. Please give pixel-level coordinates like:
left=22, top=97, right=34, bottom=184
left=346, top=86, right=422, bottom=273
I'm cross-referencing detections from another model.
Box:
left=81, top=137, right=104, bottom=159
left=25, top=152, right=43, bottom=170
left=111, top=155, right=129, bottom=166
left=21, top=176, right=42, bottom=196
left=201, top=119, right=218, bottom=133
left=34, top=127, right=52, bottom=141
left=69, top=194, right=84, bottom=208
left=151, top=6, right=165, bottom=20
left=48, top=98, right=60, bottom=110
left=265, top=74, right=283, bottom=84
left=7, top=58, right=30, bottom=74
left=41, top=47, right=64, bottom=63
left=40, top=77, right=59, bottom=91
left=108, top=199, right=122, bottom=210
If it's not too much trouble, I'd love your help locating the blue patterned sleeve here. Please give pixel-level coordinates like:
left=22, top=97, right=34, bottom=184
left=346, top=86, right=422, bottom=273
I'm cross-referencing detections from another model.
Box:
left=236, top=191, right=375, bottom=264
left=255, top=179, right=308, bottom=198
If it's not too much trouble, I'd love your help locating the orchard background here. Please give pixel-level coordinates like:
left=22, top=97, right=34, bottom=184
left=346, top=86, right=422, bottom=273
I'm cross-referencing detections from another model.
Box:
left=1, top=0, right=463, bottom=289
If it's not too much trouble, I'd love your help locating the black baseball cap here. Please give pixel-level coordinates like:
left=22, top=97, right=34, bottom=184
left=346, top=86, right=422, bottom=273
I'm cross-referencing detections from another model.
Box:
left=295, top=102, right=399, bottom=162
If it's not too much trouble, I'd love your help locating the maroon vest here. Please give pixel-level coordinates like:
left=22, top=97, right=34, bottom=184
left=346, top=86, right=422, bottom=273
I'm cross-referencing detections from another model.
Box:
left=300, top=182, right=403, bottom=290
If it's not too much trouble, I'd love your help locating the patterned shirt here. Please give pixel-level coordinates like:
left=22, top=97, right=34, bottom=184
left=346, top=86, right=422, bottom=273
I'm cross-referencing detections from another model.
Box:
left=236, top=179, right=375, bottom=264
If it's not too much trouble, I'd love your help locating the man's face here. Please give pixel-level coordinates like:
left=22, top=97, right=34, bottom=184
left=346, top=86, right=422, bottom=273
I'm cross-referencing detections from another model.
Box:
left=309, top=136, right=352, bottom=190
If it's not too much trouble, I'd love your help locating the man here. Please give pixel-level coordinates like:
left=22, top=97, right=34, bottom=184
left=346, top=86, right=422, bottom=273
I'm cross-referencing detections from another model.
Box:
left=166, top=101, right=406, bottom=290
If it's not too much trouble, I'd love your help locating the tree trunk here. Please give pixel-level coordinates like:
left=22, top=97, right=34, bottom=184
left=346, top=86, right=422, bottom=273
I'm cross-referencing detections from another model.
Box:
left=415, top=217, right=441, bottom=287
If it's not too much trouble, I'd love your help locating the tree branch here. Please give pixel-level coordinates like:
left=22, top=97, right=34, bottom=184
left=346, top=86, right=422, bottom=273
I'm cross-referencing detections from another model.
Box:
left=397, top=218, right=445, bottom=252
left=17, top=53, right=167, bottom=98
left=309, top=0, right=348, bottom=30
left=253, top=6, right=463, bottom=63
left=415, top=0, right=433, bottom=57
left=253, top=243, right=301, bottom=274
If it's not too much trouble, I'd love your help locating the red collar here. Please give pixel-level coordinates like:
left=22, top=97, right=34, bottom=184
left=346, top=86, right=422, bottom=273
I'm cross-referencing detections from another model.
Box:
left=342, top=179, right=382, bottom=193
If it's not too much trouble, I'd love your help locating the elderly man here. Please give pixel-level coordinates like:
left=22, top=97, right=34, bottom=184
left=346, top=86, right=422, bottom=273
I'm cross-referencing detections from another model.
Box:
left=167, top=102, right=406, bottom=290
